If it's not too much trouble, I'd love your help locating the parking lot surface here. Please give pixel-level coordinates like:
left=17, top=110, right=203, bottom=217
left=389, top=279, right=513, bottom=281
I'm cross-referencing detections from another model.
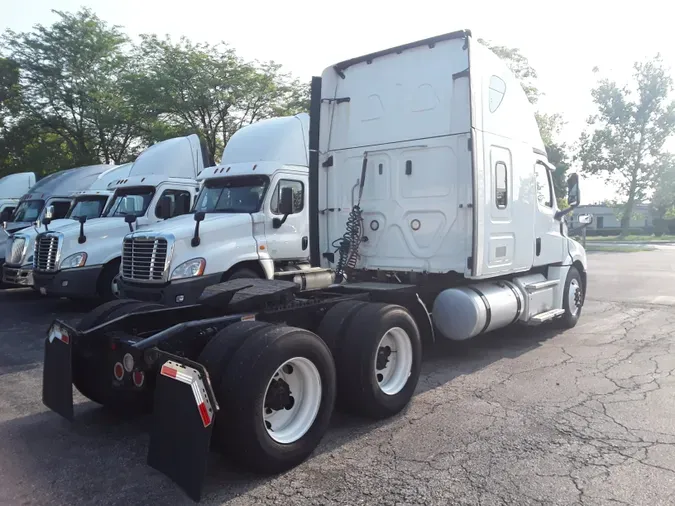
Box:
left=1, top=249, right=675, bottom=505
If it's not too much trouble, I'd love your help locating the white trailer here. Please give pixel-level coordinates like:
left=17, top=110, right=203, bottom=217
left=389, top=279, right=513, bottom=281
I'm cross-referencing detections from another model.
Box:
left=41, top=29, right=586, bottom=502
left=32, top=135, right=209, bottom=300
left=116, top=113, right=312, bottom=306
left=3, top=163, right=133, bottom=287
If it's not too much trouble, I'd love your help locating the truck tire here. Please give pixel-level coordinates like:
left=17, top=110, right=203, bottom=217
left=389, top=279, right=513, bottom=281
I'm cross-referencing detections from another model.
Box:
left=336, top=303, right=422, bottom=420
left=215, top=325, right=336, bottom=474
left=225, top=267, right=262, bottom=281
left=316, top=300, right=369, bottom=353
left=198, top=320, right=272, bottom=392
left=76, top=299, right=139, bottom=332
left=97, top=260, right=121, bottom=301
left=197, top=320, right=273, bottom=448
left=557, top=266, right=584, bottom=329
left=73, top=301, right=164, bottom=411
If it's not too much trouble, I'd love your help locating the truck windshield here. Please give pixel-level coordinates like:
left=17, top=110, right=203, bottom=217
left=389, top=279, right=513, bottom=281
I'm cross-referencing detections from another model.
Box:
left=66, top=196, right=109, bottom=220
left=104, top=188, right=155, bottom=218
left=12, top=200, right=44, bottom=222
left=195, top=176, right=268, bottom=214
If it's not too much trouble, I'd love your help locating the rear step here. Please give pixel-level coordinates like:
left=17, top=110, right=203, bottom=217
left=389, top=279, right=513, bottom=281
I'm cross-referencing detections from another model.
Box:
left=527, top=308, right=565, bottom=325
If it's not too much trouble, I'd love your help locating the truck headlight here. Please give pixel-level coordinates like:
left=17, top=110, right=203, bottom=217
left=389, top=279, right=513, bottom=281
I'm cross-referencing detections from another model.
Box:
left=60, top=252, right=87, bottom=269
left=170, top=258, right=206, bottom=280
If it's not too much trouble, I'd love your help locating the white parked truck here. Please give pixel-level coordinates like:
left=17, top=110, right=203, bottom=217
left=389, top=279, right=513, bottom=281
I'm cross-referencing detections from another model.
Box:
left=0, top=165, right=118, bottom=272
left=0, top=172, right=36, bottom=221
left=32, top=135, right=209, bottom=301
left=117, top=114, right=311, bottom=306
left=41, top=30, right=586, bottom=502
left=3, top=163, right=133, bottom=288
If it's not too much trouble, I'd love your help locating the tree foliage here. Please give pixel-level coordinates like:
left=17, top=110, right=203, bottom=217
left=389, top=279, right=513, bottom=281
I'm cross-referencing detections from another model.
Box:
left=479, top=39, right=570, bottom=203
left=650, top=154, right=675, bottom=219
left=0, top=8, right=308, bottom=176
left=578, top=55, right=675, bottom=235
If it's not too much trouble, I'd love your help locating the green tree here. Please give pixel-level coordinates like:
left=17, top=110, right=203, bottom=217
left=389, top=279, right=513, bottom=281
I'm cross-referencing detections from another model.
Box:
left=132, top=36, right=307, bottom=161
left=0, top=118, right=74, bottom=177
left=2, top=8, right=148, bottom=165
left=479, top=39, right=570, bottom=203
left=0, top=57, right=21, bottom=128
left=578, top=55, right=675, bottom=236
left=650, top=154, right=675, bottom=219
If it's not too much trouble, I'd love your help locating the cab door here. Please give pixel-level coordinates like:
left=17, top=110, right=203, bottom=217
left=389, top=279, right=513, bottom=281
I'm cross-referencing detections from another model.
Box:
left=533, top=160, right=565, bottom=266
left=263, top=173, right=310, bottom=261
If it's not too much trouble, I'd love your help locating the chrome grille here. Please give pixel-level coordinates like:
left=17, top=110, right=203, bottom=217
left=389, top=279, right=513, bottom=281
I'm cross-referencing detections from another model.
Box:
left=34, top=234, right=60, bottom=272
left=6, top=237, right=26, bottom=265
left=121, top=237, right=168, bottom=282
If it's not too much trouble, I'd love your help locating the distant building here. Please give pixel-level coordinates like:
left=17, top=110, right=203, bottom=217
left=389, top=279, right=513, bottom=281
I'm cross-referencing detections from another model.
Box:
left=569, top=203, right=652, bottom=231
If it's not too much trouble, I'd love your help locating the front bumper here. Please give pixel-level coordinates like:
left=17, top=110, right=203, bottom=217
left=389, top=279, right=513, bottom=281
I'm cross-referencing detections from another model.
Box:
left=33, top=265, right=103, bottom=298
left=118, top=273, right=221, bottom=306
left=2, top=264, right=35, bottom=287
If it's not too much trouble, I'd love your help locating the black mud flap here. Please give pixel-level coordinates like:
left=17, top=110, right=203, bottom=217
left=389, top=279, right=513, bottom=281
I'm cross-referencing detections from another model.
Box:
left=148, top=356, right=218, bottom=502
left=42, top=320, right=76, bottom=421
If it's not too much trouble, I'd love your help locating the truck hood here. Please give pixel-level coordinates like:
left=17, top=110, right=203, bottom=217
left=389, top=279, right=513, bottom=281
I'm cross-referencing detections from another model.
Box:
left=128, top=213, right=255, bottom=276
left=4, top=219, right=79, bottom=266
left=0, top=223, right=30, bottom=260
left=54, top=217, right=131, bottom=242
left=139, top=213, right=253, bottom=240
left=47, top=217, right=133, bottom=267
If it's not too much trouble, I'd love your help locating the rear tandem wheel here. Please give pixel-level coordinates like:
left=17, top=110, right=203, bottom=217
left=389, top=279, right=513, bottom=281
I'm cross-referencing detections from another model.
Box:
left=199, top=322, right=336, bottom=473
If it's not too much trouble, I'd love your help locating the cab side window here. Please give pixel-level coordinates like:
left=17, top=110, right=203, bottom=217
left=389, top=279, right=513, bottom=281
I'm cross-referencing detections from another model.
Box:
left=535, top=163, right=553, bottom=208
left=155, top=189, right=192, bottom=218
left=52, top=201, right=72, bottom=219
left=270, top=180, right=304, bottom=215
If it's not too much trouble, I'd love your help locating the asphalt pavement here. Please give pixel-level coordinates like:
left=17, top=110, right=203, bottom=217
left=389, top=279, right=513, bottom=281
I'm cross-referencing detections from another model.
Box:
left=1, top=249, right=675, bottom=505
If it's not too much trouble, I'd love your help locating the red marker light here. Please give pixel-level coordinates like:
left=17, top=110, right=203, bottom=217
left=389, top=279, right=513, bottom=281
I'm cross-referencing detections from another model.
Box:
left=113, top=362, right=124, bottom=381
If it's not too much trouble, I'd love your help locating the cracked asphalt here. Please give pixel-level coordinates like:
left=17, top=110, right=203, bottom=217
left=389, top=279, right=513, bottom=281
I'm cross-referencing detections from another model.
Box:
left=1, top=249, right=675, bottom=505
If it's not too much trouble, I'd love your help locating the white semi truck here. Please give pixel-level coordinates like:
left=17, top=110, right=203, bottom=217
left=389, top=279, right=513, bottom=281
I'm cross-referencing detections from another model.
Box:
left=41, top=30, right=587, bottom=502
left=2, top=163, right=133, bottom=288
left=0, top=165, right=120, bottom=272
left=32, top=135, right=209, bottom=301
left=117, top=113, right=311, bottom=306
left=0, top=172, right=36, bottom=221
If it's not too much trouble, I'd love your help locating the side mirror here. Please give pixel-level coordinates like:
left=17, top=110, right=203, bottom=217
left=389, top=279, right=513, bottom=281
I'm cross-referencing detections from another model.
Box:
left=279, top=187, right=294, bottom=216
left=0, top=209, right=10, bottom=223
left=78, top=215, right=87, bottom=244
left=44, top=205, right=55, bottom=220
left=567, top=173, right=580, bottom=207
left=578, top=214, right=593, bottom=225
left=192, top=211, right=205, bottom=247
left=124, top=213, right=137, bottom=232
left=157, top=195, right=173, bottom=220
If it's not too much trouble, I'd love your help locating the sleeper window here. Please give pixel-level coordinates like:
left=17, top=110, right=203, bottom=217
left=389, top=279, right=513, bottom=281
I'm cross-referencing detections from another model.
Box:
left=495, top=162, right=508, bottom=209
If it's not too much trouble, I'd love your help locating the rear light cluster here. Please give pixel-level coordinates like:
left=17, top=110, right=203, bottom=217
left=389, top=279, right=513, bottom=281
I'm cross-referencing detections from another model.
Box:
left=112, top=353, right=145, bottom=387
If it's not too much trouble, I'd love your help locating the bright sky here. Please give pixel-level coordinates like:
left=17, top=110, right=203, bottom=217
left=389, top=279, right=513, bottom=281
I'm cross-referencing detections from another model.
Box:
left=4, top=0, right=674, bottom=204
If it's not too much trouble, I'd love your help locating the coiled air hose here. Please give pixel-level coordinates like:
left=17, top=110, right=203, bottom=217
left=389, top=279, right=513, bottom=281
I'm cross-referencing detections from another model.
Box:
left=333, top=154, right=368, bottom=283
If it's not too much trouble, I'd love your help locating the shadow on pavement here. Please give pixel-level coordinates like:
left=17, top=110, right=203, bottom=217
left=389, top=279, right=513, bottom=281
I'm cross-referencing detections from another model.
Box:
left=0, top=321, right=563, bottom=505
